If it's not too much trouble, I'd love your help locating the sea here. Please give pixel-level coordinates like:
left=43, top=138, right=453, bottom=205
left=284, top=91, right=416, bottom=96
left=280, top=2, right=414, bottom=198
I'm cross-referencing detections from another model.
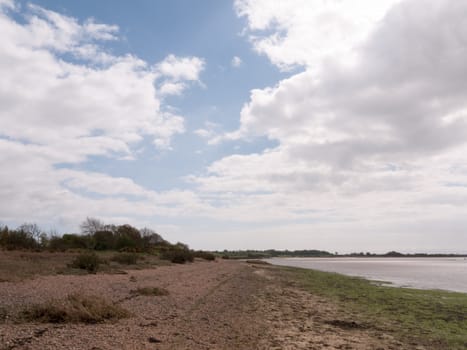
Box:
left=265, top=257, right=467, bottom=293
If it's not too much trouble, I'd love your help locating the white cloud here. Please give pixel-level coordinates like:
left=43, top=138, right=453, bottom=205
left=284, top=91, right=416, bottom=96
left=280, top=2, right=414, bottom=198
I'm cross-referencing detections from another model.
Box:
left=231, top=0, right=467, bottom=164
left=156, top=54, right=205, bottom=82
left=155, top=54, right=205, bottom=96
left=0, top=4, right=196, bottom=154
left=3, top=0, right=467, bottom=252
left=0, top=0, right=14, bottom=10
left=186, top=0, right=467, bottom=251
left=159, top=81, right=186, bottom=96
left=235, top=0, right=401, bottom=71
left=231, top=55, right=242, bottom=67
left=0, top=2, right=206, bottom=230
left=193, top=121, right=221, bottom=143
left=0, top=138, right=213, bottom=232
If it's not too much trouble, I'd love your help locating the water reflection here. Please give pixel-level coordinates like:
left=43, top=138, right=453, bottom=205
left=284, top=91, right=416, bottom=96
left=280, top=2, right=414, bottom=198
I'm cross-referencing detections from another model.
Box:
left=266, top=257, right=467, bottom=293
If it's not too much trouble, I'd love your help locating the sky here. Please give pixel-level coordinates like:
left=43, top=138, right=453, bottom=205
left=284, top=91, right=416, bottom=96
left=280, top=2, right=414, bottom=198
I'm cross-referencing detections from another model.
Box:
left=1, top=0, right=467, bottom=253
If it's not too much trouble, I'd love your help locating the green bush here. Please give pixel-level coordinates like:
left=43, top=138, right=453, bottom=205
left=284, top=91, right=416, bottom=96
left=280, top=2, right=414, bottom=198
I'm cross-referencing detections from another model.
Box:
left=115, top=225, right=143, bottom=251
left=48, top=234, right=92, bottom=251
left=193, top=251, right=216, bottom=261
left=69, top=252, right=100, bottom=273
left=92, top=230, right=115, bottom=250
left=160, top=249, right=194, bottom=264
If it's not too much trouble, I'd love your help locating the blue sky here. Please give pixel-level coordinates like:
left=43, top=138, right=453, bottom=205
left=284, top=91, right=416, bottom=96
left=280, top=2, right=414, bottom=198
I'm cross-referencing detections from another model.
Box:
left=31, top=0, right=285, bottom=191
left=2, top=0, right=467, bottom=253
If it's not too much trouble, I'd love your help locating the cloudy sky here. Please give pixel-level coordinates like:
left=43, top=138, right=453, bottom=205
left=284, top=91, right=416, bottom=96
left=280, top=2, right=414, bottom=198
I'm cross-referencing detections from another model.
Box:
left=1, top=0, right=467, bottom=253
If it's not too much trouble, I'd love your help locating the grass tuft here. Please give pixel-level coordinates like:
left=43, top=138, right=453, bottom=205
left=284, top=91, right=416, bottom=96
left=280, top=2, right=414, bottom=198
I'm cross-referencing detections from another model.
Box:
left=21, top=293, right=129, bottom=323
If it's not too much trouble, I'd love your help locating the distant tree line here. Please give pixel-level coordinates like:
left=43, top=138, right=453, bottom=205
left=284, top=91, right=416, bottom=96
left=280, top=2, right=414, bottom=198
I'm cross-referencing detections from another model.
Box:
left=0, top=218, right=167, bottom=252
left=0, top=218, right=217, bottom=263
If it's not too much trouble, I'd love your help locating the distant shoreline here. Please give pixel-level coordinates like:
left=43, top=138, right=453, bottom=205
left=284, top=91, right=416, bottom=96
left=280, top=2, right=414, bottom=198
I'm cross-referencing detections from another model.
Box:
left=265, top=256, right=467, bottom=294
left=218, top=249, right=467, bottom=260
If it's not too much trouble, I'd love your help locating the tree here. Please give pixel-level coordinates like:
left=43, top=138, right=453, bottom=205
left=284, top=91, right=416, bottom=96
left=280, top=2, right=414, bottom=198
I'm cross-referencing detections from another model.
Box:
left=80, top=217, right=104, bottom=235
left=140, top=227, right=166, bottom=245
left=17, top=223, right=43, bottom=241
left=92, top=230, right=115, bottom=250
left=114, top=224, right=141, bottom=250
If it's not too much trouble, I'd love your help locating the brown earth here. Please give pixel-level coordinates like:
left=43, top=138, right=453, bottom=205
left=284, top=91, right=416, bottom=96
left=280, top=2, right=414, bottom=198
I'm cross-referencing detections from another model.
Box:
left=0, top=257, right=423, bottom=349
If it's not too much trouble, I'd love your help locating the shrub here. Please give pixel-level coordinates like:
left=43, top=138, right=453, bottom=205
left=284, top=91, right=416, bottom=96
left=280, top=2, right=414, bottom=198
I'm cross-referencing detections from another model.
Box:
left=131, top=287, right=169, bottom=296
left=69, top=252, right=100, bottom=273
left=160, top=249, right=194, bottom=264
left=111, top=252, right=139, bottom=265
left=115, top=225, right=142, bottom=251
left=0, top=228, right=38, bottom=250
left=21, top=293, right=129, bottom=323
left=48, top=234, right=92, bottom=251
left=92, top=230, right=115, bottom=250
left=140, top=228, right=167, bottom=250
left=193, top=251, right=216, bottom=261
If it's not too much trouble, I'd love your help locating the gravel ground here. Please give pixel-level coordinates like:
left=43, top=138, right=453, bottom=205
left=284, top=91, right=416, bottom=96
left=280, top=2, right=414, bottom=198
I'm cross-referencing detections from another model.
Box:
left=0, top=259, right=420, bottom=349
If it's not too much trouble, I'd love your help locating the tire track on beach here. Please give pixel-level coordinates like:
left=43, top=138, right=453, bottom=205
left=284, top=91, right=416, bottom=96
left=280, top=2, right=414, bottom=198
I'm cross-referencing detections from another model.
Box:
left=160, top=263, right=268, bottom=349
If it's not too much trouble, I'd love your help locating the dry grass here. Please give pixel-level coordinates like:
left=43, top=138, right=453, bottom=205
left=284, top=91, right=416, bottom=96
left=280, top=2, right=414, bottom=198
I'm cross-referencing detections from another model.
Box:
left=131, top=287, right=169, bottom=296
left=0, top=251, right=78, bottom=282
left=20, top=293, right=129, bottom=324
left=0, top=251, right=170, bottom=282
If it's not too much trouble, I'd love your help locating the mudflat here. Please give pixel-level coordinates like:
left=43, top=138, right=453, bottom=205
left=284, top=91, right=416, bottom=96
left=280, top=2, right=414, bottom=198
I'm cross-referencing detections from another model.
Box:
left=1, top=257, right=422, bottom=349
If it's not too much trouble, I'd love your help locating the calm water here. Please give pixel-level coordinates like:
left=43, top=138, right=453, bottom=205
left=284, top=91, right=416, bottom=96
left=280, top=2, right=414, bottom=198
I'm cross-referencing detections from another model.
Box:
left=266, top=257, right=467, bottom=293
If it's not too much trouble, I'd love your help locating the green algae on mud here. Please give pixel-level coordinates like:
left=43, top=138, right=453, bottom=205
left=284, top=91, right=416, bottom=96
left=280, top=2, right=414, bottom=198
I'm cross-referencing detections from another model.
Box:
left=275, top=265, right=467, bottom=350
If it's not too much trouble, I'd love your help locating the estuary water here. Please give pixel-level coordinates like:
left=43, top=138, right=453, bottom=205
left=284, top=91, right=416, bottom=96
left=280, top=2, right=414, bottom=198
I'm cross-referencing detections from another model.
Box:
left=265, top=257, right=467, bottom=293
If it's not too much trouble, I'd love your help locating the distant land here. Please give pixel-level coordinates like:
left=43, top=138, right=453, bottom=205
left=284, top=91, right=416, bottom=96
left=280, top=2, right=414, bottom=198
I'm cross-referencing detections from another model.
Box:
left=217, top=249, right=467, bottom=259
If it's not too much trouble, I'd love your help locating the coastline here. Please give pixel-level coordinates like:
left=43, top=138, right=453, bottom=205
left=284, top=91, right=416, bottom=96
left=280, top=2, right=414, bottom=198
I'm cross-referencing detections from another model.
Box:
left=264, top=256, right=467, bottom=294
left=1, top=256, right=466, bottom=349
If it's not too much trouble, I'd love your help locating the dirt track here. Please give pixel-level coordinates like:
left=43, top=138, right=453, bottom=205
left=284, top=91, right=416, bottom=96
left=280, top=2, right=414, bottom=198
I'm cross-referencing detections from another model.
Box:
left=0, top=259, right=419, bottom=349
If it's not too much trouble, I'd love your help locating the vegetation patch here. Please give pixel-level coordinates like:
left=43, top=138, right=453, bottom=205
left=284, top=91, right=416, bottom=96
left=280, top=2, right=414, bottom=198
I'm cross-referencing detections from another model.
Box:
left=21, top=293, right=129, bottom=324
left=160, top=249, right=194, bottom=264
left=131, top=287, right=169, bottom=296
left=68, top=252, right=101, bottom=273
left=193, top=251, right=216, bottom=261
left=279, top=266, right=467, bottom=349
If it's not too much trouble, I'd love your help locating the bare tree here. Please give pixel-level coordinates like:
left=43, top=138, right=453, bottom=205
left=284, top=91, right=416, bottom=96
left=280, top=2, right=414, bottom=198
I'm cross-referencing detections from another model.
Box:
left=80, top=217, right=104, bottom=235
left=18, top=223, right=43, bottom=241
